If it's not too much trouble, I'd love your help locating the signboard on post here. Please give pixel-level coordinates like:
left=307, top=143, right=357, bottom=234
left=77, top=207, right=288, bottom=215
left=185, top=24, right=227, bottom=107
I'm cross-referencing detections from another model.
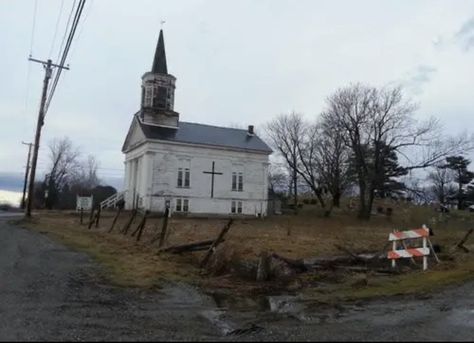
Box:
left=76, top=195, right=93, bottom=211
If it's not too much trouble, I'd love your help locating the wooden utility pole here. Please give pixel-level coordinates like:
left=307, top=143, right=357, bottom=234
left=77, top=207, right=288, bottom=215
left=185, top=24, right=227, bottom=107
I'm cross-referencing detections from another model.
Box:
left=25, top=57, right=69, bottom=218
left=20, top=142, right=33, bottom=209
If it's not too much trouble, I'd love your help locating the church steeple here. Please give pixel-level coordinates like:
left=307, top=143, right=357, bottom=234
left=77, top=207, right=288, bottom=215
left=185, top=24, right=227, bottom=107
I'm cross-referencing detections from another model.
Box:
left=151, top=29, right=168, bottom=74
left=140, top=28, right=178, bottom=128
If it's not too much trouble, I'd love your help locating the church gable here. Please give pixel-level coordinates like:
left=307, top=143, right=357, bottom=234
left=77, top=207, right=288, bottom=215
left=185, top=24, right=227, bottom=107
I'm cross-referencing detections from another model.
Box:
left=122, top=115, right=146, bottom=153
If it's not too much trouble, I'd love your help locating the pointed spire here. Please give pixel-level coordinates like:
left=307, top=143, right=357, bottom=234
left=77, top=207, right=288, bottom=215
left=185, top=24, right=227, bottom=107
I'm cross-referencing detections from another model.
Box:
left=151, top=29, right=168, bottom=74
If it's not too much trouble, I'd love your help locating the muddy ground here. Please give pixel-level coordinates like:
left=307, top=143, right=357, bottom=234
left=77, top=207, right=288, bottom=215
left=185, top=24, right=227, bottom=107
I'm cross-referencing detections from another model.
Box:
left=1, top=214, right=473, bottom=341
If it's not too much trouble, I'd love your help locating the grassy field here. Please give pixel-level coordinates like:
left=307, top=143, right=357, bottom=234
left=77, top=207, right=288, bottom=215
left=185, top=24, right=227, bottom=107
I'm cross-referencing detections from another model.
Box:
left=18, top=203, right=474, bottom=301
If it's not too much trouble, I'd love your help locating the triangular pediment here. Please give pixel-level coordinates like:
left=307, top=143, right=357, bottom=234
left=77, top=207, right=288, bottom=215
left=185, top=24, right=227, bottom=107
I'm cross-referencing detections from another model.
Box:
left=122, top=115, right=146, bottom=153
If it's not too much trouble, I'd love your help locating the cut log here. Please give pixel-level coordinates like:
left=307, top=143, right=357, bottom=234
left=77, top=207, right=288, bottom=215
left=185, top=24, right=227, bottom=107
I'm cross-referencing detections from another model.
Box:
left=159, top=239, right=216, bottom=253
left=200, top=219, right=233, bottom=268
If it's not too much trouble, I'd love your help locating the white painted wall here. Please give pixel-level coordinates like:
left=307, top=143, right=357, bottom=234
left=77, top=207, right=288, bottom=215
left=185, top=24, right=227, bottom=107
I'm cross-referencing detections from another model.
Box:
left=124, top=139, right=270, bottom=216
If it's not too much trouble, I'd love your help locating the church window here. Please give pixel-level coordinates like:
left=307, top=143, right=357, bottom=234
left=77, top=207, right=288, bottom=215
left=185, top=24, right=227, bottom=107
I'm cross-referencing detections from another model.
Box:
left=232, top=172, right=243, bottom=192
left=177, top=167, right=190, bottom=188
left=176, top=198, right=189, bottom=212
left=154, top=86, right=168, bottom=109
left=184, top=168, right=190, bottom=187
left=177, top=168, right=183, bottom=187
left=144, top=86, right=153, bottom=107
left=231, top=200, right=242, bottom=214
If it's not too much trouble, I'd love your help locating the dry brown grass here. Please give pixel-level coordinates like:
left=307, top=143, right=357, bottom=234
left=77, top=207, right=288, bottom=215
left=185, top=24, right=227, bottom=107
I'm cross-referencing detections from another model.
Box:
left=18, top=203, right=474, bottom=299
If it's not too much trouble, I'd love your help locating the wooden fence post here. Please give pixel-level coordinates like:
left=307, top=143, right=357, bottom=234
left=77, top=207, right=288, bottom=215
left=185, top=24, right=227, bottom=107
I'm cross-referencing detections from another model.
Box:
left=108, top=208, right=122, bottom=233
left=200, top=219, right=234, bottom=268
left=158, top=207, right=170, bottom=248
left=87, top=209, right=96, bottom=230
left=80, top=208, right=84, bottom=225
left=95, top=206, right=101, bottom=228
left=121, top=209, right=137, bottom=235
left=136, top=210, right=149, bottom=242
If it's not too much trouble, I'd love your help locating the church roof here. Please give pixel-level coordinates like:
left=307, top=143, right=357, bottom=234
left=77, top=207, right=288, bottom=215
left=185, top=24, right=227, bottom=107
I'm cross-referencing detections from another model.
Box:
left=151, top=29, right=168, bottom=74
left=134, top=116, right=272, bottom=154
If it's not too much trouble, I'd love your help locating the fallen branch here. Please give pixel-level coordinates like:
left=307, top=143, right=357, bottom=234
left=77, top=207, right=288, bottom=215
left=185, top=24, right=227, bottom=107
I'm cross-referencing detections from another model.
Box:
left=271, top=253, right=307, bottom=271
left=454, top=229, right=473, bottom=253
left=334, top=244, right=384, bottom=262
left=159, top=239, right=216, bottom=254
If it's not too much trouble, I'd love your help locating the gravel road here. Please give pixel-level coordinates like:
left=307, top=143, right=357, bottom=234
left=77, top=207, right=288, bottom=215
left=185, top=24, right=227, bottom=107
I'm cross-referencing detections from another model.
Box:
left=1, top=214, right=473, bottom=341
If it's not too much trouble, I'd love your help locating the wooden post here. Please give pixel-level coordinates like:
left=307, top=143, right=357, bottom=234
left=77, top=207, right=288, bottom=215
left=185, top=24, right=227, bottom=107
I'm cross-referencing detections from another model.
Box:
left=200, top=219, right=234, bottom=268
left=121, top=209, right=137, bottom=235
left=95, top=206, right=101, bottom=228
left=89, top=205, right=94, bottom=223
left=80, top=208, right=84, bottom=225
left=256, top=251, right=271, bottom=281
left=158, top=207, right=170, bottom=248
left=136, top=211, right=149, bottom=242
left=108, top=208, right=121, bottom=233
left=87, top=209, right=96, bottom=229
left=391, top=237, right=396, bottom=269
left=422, top=236, right=428, bottom=271
left=427, top=238, right=440, bottom=263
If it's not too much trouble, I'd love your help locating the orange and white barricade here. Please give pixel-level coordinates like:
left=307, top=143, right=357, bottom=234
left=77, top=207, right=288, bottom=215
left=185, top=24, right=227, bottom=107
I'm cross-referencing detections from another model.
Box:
left=387, top=225, right=437, bottom=271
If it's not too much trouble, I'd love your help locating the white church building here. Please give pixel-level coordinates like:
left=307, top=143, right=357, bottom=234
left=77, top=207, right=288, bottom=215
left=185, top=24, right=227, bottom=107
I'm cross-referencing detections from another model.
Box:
left=122, top=29, right=272, bottom=216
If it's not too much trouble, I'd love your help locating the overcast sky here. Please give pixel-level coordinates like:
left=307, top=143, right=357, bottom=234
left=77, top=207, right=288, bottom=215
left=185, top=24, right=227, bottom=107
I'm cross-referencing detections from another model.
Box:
left=0, top=0, right=473, bottom=184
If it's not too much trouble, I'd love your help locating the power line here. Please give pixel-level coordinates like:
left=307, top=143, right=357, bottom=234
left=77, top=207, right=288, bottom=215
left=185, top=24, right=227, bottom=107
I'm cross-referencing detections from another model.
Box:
left=55, top=0, right=77, bottom=67
left=48, top=0, right=66, bottom=58
left=29, top=0, right=39, bottom=56
left=45, top=0, right=86, bottom=114
left=25, top=0, right=87, bottom=217
left=68, top=0, right=94, bottom=61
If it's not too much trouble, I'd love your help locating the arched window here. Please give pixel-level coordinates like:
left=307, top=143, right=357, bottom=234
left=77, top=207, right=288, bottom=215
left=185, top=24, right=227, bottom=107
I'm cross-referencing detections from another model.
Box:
left=144, top=85, right=153, bottom=107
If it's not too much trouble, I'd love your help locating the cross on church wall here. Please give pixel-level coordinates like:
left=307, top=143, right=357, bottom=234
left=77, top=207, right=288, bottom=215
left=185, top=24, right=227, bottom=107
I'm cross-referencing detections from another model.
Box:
left=202, top=161, right=223, bottom=198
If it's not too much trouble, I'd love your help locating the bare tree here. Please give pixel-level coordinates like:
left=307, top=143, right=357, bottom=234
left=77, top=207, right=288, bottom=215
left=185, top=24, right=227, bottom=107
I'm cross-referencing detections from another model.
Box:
left=322, top=83, right=473, bottom=219
left=80, top=155, right=101, bottom=189
left=266, top=112, right=304, bottom=207
left=268, top=162, right=288, bottom=195
left=427, top=164, right=456, bottom=205
left=312, top=118, right=352, bottom=208
left=45, top=137, right=81, bottom=209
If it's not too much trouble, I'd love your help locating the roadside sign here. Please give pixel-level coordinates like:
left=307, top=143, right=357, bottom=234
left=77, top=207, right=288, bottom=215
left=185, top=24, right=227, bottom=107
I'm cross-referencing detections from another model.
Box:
left=76, top=195, right=93, bottom=211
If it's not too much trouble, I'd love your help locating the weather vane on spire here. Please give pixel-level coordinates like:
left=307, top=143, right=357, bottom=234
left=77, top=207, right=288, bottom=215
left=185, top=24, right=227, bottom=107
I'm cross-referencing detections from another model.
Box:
left=160, top=20, right=166, bottom=29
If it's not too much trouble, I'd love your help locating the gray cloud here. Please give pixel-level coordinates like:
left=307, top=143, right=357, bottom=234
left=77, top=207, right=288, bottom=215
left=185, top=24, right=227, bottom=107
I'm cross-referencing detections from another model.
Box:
left=455, top=17, right=474, bottom=51
left=404, top=65, right=437, bottom=95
